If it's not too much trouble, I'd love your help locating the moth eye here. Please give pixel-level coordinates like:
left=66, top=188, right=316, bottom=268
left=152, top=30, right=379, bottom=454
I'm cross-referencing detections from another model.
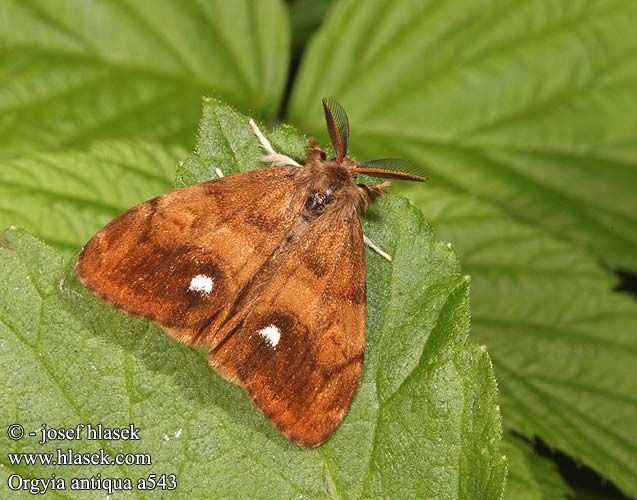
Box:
left=320, top=150, right=327, bottom=161
left=305, top=189, right=334, bottom=214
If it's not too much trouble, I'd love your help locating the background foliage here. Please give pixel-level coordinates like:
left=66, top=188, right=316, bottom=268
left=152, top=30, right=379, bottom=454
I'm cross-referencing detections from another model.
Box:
left=0, top=0, right=635, bottom=498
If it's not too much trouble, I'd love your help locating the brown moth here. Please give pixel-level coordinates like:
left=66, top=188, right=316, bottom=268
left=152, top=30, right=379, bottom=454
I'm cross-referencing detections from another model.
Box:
left=76, top=98, right=426, bottom=447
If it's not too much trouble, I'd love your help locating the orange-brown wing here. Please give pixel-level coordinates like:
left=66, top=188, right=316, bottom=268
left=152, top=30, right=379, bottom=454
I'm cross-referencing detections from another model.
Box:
left=76, top=167, right=305, bottom=346
left=209, top=210, right=367, bottom=447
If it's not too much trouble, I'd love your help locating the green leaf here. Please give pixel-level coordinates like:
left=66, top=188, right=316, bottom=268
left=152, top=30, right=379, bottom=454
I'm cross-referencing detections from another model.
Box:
left=176, top=97, right=309, bottom=189
left=0, top=141, right=182, bottom=254
left=289, top=0, right=637, bottom=270
left=503, top=434, right=571, bottom=500
left=412, top=184, right=637, bottom=496
left=0, top=102, right=505, bottom=498
left=0, top=0, right=289, bottom=158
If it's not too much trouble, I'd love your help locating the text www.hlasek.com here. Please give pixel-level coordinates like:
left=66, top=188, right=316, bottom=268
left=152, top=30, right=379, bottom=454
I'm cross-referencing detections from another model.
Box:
left=8, top=448, right=151, bottom=467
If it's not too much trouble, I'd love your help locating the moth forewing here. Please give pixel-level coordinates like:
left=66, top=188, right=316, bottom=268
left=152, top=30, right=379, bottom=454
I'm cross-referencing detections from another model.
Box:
left=76, top=168, right=306, bottom=348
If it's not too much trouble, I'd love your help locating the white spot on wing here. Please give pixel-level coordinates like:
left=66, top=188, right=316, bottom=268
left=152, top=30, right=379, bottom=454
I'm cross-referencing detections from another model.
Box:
left=189, top=274, right=214, bottom=295
left=257, top=324, right=281, bottom=348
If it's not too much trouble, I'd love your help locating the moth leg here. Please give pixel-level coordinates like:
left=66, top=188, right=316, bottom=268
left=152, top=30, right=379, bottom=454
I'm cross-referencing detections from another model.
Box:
left=355, top=182, right=392, bottom=261
left=363, top=234, right=392, bottom=261
left=215, top=168, right=224, bottom=178
left=249, top=118, right=301, bottom=167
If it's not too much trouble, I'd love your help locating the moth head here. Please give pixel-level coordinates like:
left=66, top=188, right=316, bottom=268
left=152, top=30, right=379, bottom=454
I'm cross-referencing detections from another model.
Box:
left=321, top=97, right=428, bottom=183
